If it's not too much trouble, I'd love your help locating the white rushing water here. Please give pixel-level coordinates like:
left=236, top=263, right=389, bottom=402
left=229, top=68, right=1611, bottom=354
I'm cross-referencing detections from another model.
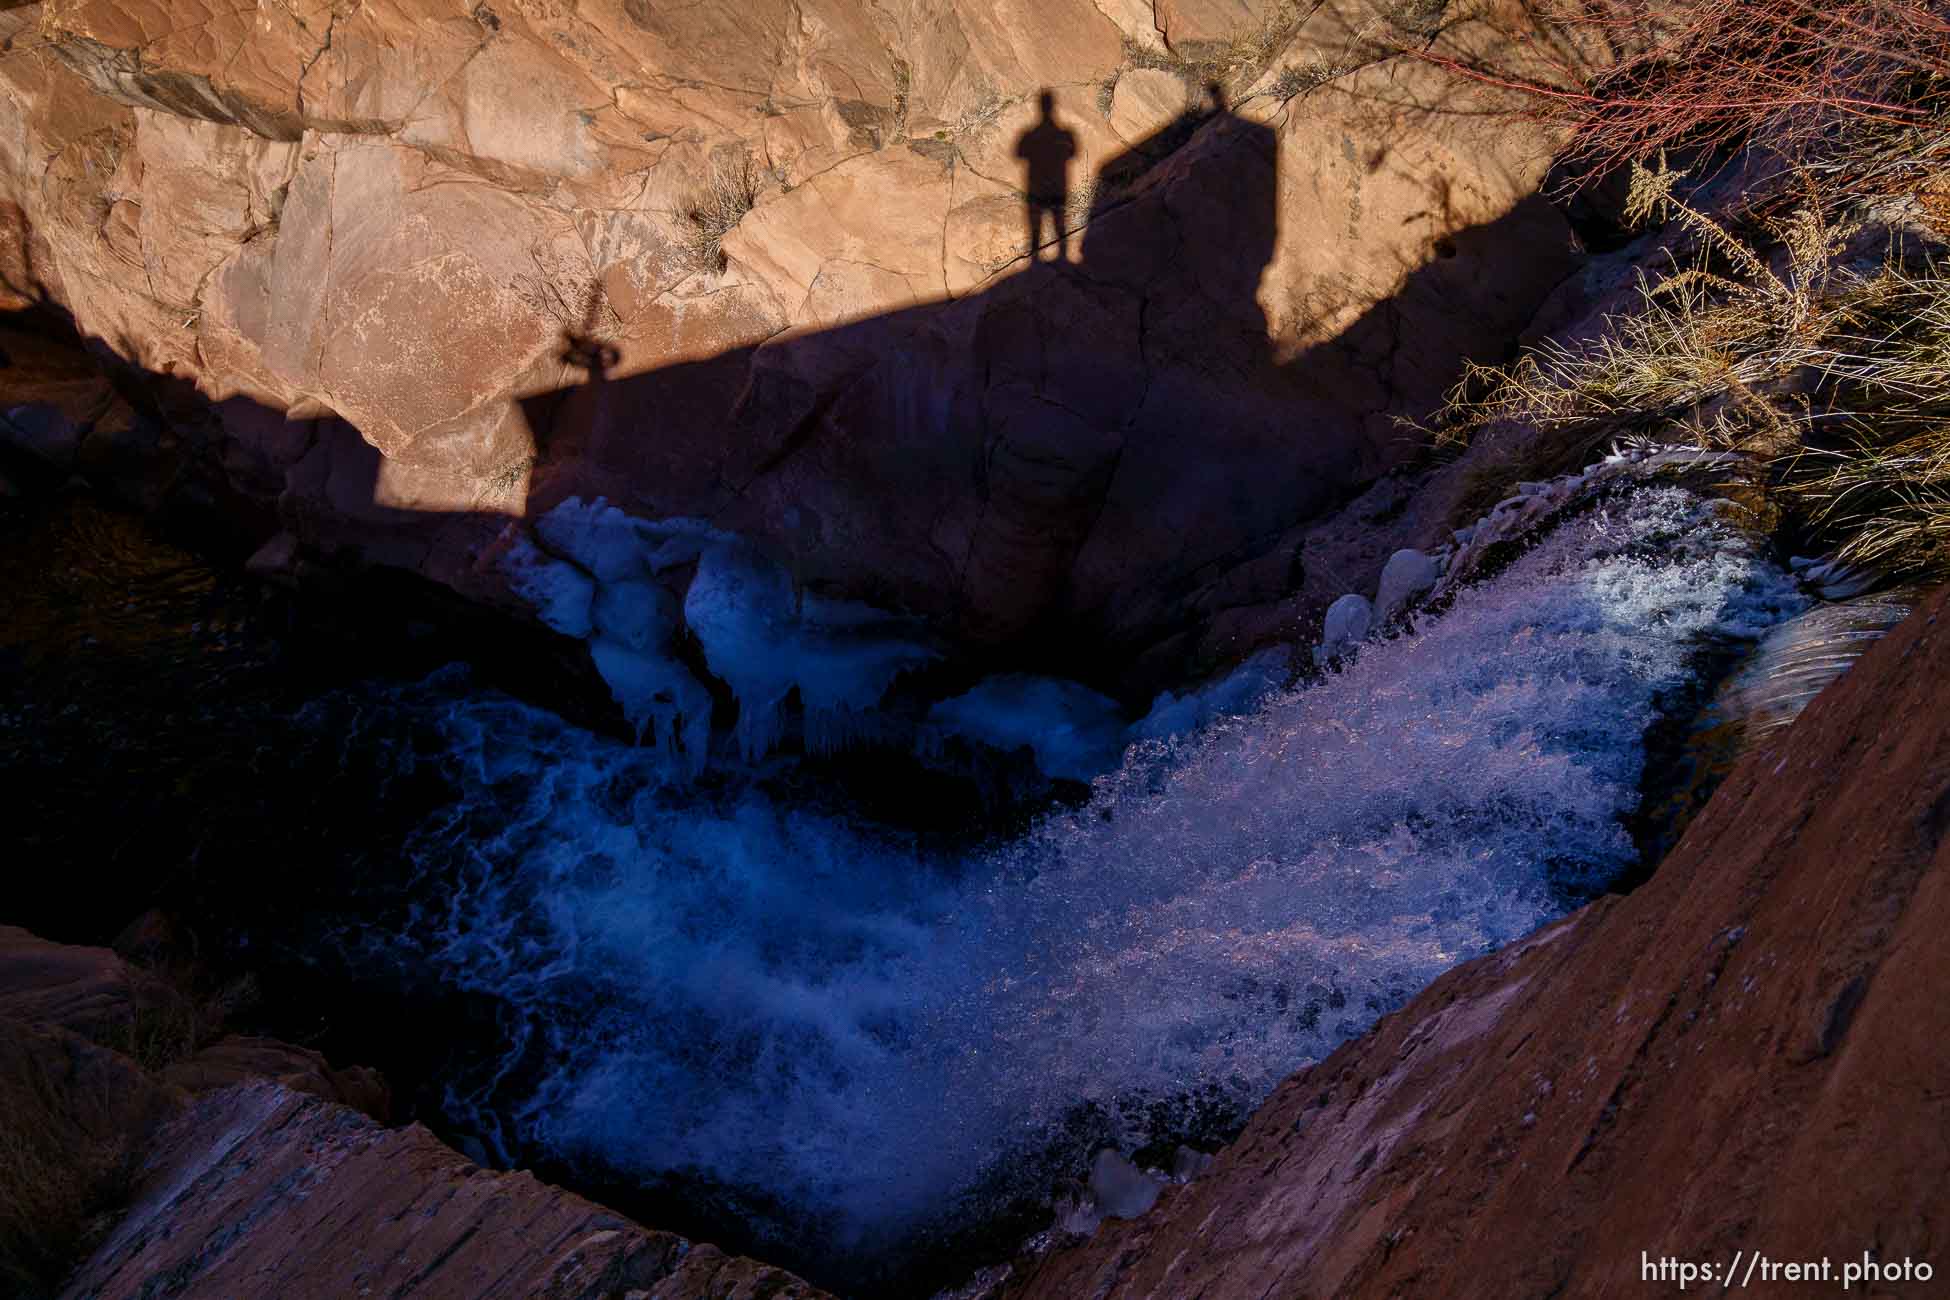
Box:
left=346, top=483, right=1804, bottom=1267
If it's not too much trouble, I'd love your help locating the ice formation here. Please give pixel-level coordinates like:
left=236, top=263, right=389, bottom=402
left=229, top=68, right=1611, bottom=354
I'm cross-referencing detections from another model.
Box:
left=1789, top=554, right=1880, bottom=601
left=501, top=511, right=714, bottom=772
left=1715, top=587, right=1917, bottom=738
left=503, top=499, right=935, bottom=767
left=1375, top=547, right=1441, bottom=621
left=925, top=674, right=1128, bottom=781
left=1129, top=646, right=1288, bottom=742
left=685, top=539, right=937, bottom=758
left=1314, top=591, right=1374, bottom=664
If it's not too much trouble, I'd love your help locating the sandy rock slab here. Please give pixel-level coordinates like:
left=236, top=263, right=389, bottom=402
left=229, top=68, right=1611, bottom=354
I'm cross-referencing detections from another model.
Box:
left=62, top=1081, right=831, bottom=1300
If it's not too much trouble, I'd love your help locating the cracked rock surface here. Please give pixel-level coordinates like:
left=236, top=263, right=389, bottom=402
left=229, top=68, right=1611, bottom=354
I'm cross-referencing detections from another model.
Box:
left=2, top=0, right=1582, bottom=682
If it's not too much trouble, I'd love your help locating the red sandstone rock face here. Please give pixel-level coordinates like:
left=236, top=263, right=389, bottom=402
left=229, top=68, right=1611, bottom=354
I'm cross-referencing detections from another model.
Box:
left=0, top=0, right=1585, bottom=677
left=62, top=1081, right=831, bottom=1300
left=996, top=584, right=1950, bottom=1298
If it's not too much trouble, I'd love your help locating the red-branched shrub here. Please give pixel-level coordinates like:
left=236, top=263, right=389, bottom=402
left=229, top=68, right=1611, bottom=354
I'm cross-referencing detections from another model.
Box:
left=1418, top=0, right=1950, bottom=175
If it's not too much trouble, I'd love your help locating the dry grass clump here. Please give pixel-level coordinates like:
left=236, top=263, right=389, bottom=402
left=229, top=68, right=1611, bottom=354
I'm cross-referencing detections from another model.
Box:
left=1920, top=173, right=1950, bottom=236
left=1788, top=265, right=1950, bottom=570
left=1065, top=176, right=1100, bottom=230
left=0, top=1039, right=141, bottom=1299
left=677, top=152, right=761, bottom=276
left=111, top=989, right=207, bottom=1075
left=0, top=1124, right=129, bottom=1299
left=1383, top=0, right=1449, bottom=38
left=1431, top=157, right=1950, bottom=576
left=1268, top=51, right=1362, bottom=101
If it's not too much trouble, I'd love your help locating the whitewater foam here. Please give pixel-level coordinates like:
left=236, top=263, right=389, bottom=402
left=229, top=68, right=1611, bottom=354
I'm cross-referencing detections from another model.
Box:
left=348, top=483, right=1804, bottom=1271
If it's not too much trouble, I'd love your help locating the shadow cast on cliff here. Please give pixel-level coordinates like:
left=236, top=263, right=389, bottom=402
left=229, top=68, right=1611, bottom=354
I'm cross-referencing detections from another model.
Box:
left=0, top=78, right=1583, bottom=905
left=3, top=84, right=1574, bottom=707
left=491, top=98, right=1571, bottom=692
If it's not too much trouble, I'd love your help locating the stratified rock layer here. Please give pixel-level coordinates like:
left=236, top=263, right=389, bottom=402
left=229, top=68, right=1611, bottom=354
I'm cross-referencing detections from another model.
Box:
left=61, top=1082, right=831, bottom=1300
left=1001, top=583, right=1950, bottom=1297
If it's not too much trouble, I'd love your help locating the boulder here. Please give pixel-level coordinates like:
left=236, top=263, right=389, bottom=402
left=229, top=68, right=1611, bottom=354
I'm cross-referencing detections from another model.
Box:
left=1373, top=546, right=1439, bottom=621
left=1313, top=591, right=1372, bottom=664
left=62, top=1082, right=831, bottom=1300
left=998, top=583, right=1950, bottom=1298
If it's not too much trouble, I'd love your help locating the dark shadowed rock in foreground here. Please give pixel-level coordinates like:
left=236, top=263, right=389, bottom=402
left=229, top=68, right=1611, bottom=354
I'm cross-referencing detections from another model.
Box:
left=995, top=584, right=1950, bottom=1298
left=0, top=925, right=827, bottom=1300
left=62, top=1083, right=831, bottom=1300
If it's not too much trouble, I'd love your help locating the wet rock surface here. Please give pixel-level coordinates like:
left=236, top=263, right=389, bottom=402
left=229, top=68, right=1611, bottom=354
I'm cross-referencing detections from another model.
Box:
left=993, top=583, right=1950, bottom=1299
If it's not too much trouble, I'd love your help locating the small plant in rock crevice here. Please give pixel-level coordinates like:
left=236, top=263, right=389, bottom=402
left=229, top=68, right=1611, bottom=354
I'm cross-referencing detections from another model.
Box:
left=676, top=152, right=761, bottom=276
left=952, top=88, right=1008, bottom=138
left=1117, top=0, right=1314, bottom=95
left=891, top=57, right=912, bottom=134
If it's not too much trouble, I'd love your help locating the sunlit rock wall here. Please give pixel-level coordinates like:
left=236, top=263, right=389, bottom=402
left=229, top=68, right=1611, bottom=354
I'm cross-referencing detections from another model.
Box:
left=0, top=0, right=1584, bottom=676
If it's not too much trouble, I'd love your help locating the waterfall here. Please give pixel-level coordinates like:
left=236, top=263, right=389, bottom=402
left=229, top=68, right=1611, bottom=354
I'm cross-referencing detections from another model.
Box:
left=333, top=479, right=1805, bottom=1272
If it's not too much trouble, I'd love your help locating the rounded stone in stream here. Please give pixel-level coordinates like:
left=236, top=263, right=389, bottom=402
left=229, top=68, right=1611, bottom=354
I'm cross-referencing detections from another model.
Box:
left=1314, top=593, right=1374, bottom=666
left=1375, top=548, right=1441, bottom=622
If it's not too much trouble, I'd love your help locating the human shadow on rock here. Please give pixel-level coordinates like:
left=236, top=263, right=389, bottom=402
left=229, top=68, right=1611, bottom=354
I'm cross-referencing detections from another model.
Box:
left=510, top=88, right=1572, bottom=696
left=1016, top=89, right=1079, bottom=262
left=517, top=86, right=1306, bottom=684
